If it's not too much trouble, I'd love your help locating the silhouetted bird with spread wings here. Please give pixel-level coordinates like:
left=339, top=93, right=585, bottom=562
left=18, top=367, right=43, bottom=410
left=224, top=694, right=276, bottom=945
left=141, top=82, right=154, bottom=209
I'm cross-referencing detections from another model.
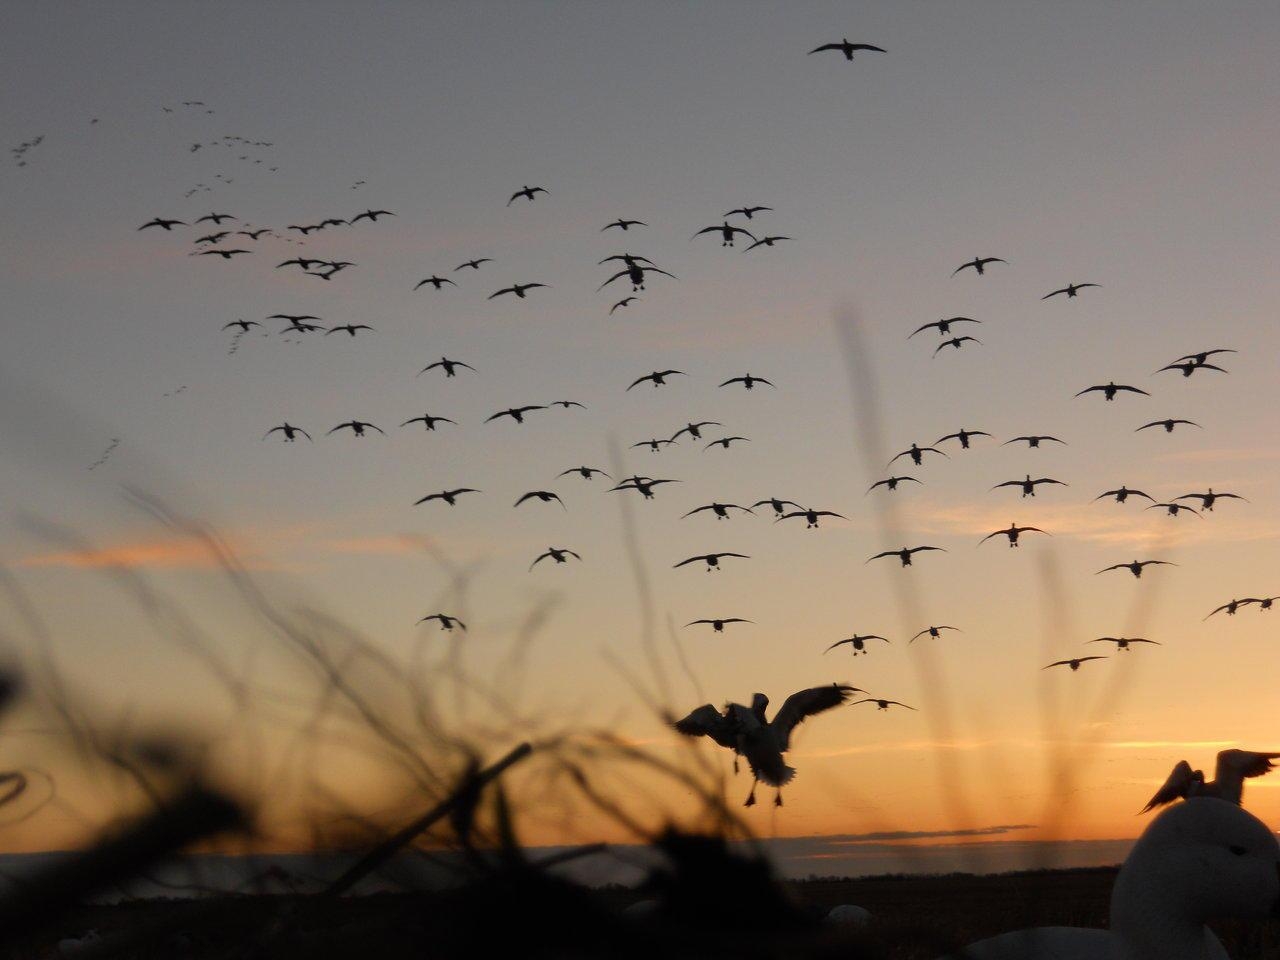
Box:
left=1096, top=559, right=1175, bottom=578
left=673, top=684, right=857, bottom=806
left=559, top=466, right=611, bottom=481
left=867, top=476, right=922, bottom=493
left=1157, top=360, right=1228, bottom=378
left=1003, top=435, right=1065, bottom=448
left=1137, top=419, right=1200, bottom=433
left=414, top=275, right=455, bottom=290
left=778, top=508, right=846, bottom=529
left=693, top=222, right=755, bottom=247
left=992, top=474, right=1068, bottom=498
left=674, top=552, right=750, bottom=572
left=952, top=256, right=1006, bottom=276
left=933, top=335, right=981, bottom=355
left=725, top=205, right=772, bottom=219
left=419, top=614, right=465, bottom=631
left=628, top=370, right=686, bottom=390
left=824, top=634, right=888, bottom=656
left=530, top=546, right=581, bottom=569
left=936, top=428, right=991, bottom=449
left=508, top=185, right=548, bottom=205
left=911, top=625, right=961, bottom=643
left=683, top=503, right=755, bottom=520
left=685, top=618, right=753, bottom=633
left=514, top=490, right=565, bottom=510
left=889, top=443, right=948, bottom=467
left=866, top=546, right=947, bottom=567
left=223, top=319, right=260, bottom=331
left=672, top=421, right=721, bottom=441
left=139, top=217, right=185, bottom=230
left=489, top=282, right=548, bottom=300
left=401, top=414, right=456, bottom=431
left=418, top=357, right=475, bottom=378
left=808, top=39, right=886, bottom=59
left=1089, top=637, right=1159, bottom=652
left=1176, top=489, right=1247, bottom=511
left=327, top=420, right=384, bottom=437
left=909, top=317, right=980, bottom=338
left=264, top=423, right=311, bottom=442
left=980, top=523, right=1048, bottom=547
left=1146, top=501, right=1202, bottom=518
left=1076, top=381, right=1150, bottom=401
left=1095, top=486, right=1155, bottom=504
left=602, top=218, right=646, bottom=231
left=1044, top=656, right=1106, bottom=672
left=1042, top=283, right=1100, bottom=299
left=486, top=405, right=546, bottom=424
left=415, top=488, right=481, bottom=507
left=720, top=374, right=773, bottom=390
left=752, top=497, right=803, bottom=516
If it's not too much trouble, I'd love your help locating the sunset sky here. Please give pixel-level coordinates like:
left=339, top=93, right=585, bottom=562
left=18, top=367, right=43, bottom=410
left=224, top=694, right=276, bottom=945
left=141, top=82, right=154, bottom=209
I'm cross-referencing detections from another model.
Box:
left=2, top=1, right=1279, bottom=867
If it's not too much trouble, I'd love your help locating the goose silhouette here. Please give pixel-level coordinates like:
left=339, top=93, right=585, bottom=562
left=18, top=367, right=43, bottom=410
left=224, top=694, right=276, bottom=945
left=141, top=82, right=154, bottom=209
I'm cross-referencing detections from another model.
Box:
left=937, top=798, right=1280, bottom=960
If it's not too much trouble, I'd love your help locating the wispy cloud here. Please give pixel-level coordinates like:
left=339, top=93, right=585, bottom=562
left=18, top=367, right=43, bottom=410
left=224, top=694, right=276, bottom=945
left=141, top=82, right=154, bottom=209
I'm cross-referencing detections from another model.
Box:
left=1154, top=447, right=1280, bottom=465
left=824, top=825, right=1036, bottom=845
left=17, top=536, right=249, bottom=570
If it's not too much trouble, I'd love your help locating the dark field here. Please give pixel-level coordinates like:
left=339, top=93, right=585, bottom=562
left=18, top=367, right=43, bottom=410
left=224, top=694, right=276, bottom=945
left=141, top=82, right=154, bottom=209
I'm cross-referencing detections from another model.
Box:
left=18, top=867, right=1280, bottom=959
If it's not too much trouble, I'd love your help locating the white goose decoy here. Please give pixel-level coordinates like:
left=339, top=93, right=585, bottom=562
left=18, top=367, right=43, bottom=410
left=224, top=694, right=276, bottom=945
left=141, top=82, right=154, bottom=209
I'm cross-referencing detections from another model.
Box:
left=1143, top=749, right=1280, bottom=813
left=939, top=798, right=1280, bottom=960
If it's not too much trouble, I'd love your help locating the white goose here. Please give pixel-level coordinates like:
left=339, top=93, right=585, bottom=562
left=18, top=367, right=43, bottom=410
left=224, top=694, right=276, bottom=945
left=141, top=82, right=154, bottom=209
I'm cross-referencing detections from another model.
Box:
left=938, top=798, right=1280, bottom=960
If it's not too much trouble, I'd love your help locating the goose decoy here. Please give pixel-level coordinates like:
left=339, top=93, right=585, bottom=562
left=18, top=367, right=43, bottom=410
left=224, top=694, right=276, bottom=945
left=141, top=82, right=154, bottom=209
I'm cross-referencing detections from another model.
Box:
left=222, top=319, right=260, bottom=331
left=867, top=476, right=922, bottom=493
left=673, top=552, right=750, bottom=572
left=692, top=222, right=755, bottom=247
left=849, top=698, right=916, bottom=711
left=866, top=546, right=947, bottom=567
left=1205, top=598, right=1253, bottom=619
left=824, top=634, right=889, bottom=656
left=992, top=474, right=1068, bottom=497
left=671, top=421, right=721, bottom=441
left=683, top=503, right=755, bottom=520
left=1076, top=381, right=1150, bottom=401
left=1157, top=361, right=1228, bottom=378
left=418, top=357, right=476, bottom=378
left=414, top=488, right=481, bottom=507
left=530, top=546, right=581, bottom=569
left=632, top=438, right=677, bottom=452
left=598, top=262, right=676, bottom=291
left=1136, top=418, right=1201, bottom=433
left=325, top=324, right=374, bottom=337
left=400, top=414, right=456, bottom=431
left=610, top=297, right=639, bottom=314
left=808, top=39, right=886, bottom=59
left=888, top=443, right=948, bottom=467
left=350, top=209, right=395, bottom=222
left=685, top=618, right=753, bottom=633
left=196, top=248, right=251, bottom=259
left=1042, top=283, right=1100, bottom=299
left=558, top=465, right=611, bottom=481
left=139, top=217, right=185, bottom=230
left=1174, top=348, right=1236, bottom=366
left=1002, top=435, right=1066, bottom=448
left=488, top=282, right=548, bottom=300
left=414, top=275, right=456, bottom=290
left=455, top=258, right=492, bottom=271
left=1043, top=656, right=1107, bottom=672
left=485, top=405, right=547, bottom=424
left=778, top=508, right=847, bottom=529
left=263, top=423, right=311, bottom=442
left=673, top=684, right=858, bottom=806
left=514, top=490, right=566, bottom=509
left=1096, top=560, right=1176, bottom=578
left=1176, top=489, right=1247, bottom=511
left=327, top=420, right=385, bottom=437
left=1095, top=486, right=1156, bottom=504
left=705, top=436, right=750, bottom=450
left=752, top=497, right=803, bottom=516
left=1146, top=501, right=1202, bottom=518
left=933, top=335, right=981, bottom=356
left=627, top=370, right=687, bottom=390
left=910, top=625, right=960, bottom=643
left=979, top=523, right=1049, bottom=547
left=743, top=236, right=791, bottom=251
left=195, top=212, right=236, bottom=224
left=724, top=206, right=773, bottom=219
left=1143, top=750, right=1280, bottom=811
left=419, top=614, right=465, bottom=631
left=952, top=256, right=1007, bottom=276
left=908, top=317, right=980, bottom=338
left=602, top=219, right=647, bottom=231
left=507, top=185, right=548, bottom=205
left=719, top=374, right=774, bottom=390
left=935, top=428, right=991, bottom=450
left=1088, top=637, right=1159, bottom=651
left=609, top=478, right=679, bottom=499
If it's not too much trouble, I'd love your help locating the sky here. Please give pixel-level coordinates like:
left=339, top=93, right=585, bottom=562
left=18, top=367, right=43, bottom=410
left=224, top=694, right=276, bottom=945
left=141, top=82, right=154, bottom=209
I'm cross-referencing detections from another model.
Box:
left=1, top=1, right=1279, bottom=867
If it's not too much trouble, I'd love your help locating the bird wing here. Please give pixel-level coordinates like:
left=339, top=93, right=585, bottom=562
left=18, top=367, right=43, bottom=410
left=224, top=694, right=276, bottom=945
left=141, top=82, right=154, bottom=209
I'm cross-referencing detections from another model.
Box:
left=1075, top=386, right=1104, bottom=397
left=1118, top=385, right=1151, bottom=395
left=808, top=43, right=842, bottom=54
left=673, top=705, right=735, bottom=747
left=1042, top=288, right=1068, bottom=299
left=488, top=287, right=515, bottom=299
left=1215, top=750, right=1280, bottom=794
left=772, top=684, right=856, bottom=751
left=672, top=556, right=703, bottom=568
left=852, top=44, right=887, bottom=52
left=1142, top=760, right=1197, bottom=813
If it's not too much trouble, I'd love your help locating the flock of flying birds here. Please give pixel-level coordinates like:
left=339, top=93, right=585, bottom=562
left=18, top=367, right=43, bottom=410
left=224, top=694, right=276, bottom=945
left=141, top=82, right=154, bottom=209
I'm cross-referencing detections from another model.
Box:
left=120, top=39, right=1274, bottom=810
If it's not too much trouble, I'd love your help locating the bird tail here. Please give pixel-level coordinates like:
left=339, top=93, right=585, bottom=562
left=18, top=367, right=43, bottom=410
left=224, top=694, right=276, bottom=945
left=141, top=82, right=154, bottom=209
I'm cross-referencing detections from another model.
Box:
left=757, top=763, right=796, bottom=788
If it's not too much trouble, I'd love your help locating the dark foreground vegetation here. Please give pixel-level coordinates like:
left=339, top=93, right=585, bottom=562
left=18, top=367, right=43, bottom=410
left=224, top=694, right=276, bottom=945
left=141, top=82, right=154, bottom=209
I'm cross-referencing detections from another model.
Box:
left=16, top=864, right=1280, bottom=960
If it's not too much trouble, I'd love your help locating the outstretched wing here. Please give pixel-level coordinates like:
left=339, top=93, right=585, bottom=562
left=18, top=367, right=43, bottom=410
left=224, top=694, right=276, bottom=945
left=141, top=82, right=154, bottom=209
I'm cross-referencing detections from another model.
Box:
left=673, top=705, right=736, bottom=749
left=1142, top=760, right=1197, bottom=813
left=1215, top=750, right=1280, bottom=801
left=772, top=684, right=855, bottom=751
